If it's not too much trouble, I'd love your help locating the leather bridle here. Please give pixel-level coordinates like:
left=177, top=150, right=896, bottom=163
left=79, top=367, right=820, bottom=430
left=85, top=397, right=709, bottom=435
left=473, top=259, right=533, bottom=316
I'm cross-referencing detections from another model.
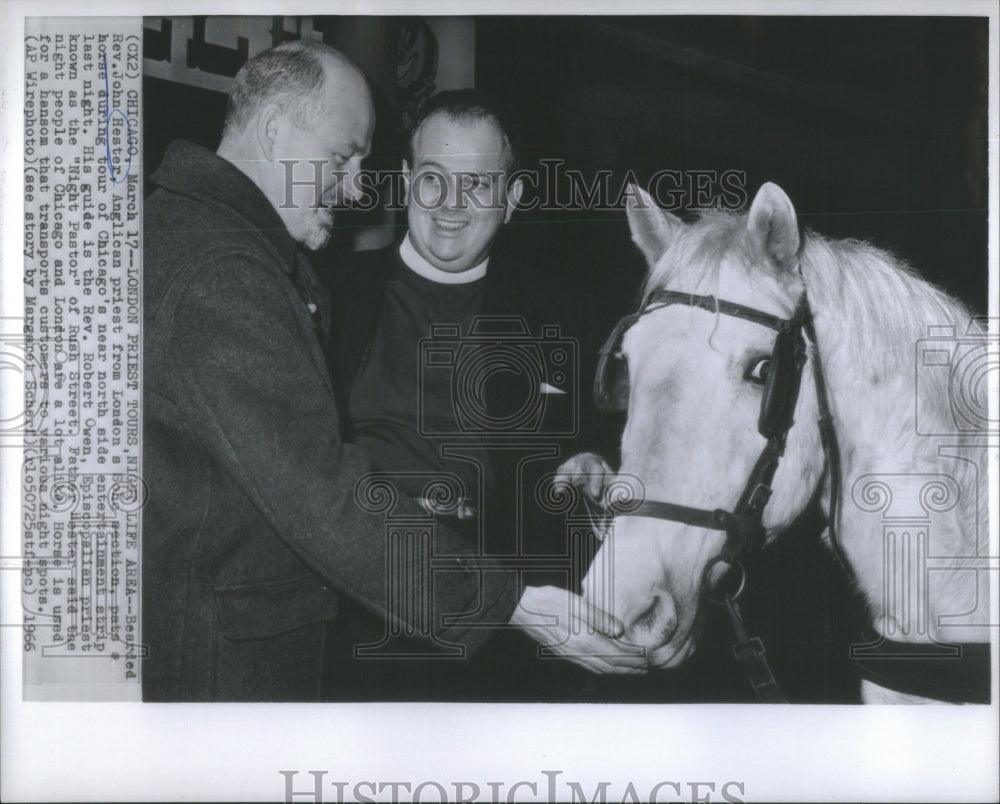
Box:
left=593, top=285, right=991, bottom=705
left=595, top=288, right=834, bottom=572
left=594, top=286, right=843, bottom=702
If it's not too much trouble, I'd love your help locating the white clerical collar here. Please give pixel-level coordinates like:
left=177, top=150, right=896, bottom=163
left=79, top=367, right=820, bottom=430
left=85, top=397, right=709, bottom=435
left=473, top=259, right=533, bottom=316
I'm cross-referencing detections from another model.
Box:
left=399, top=232, right=488, bottom=285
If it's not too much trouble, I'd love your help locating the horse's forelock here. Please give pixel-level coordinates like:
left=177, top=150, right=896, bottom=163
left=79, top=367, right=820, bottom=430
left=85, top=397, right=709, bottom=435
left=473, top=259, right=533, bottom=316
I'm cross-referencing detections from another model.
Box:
left=642, top=209, right=800, bottom=310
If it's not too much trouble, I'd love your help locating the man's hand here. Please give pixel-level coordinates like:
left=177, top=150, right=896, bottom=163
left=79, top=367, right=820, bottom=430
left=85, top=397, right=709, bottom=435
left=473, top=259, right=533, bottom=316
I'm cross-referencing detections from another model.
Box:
left=553, top=451, right=615, bottom=503
left=510, top=585, right=647, bottom=674
left=553, top=452, right=616, bottom=539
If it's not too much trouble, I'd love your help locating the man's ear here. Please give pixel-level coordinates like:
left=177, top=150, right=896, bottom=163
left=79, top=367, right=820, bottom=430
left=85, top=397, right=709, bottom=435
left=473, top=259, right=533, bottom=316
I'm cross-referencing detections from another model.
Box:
left=401, top=158, right=411, bottom=204
left=504, top=177, right=524, bottom=224
left=255, top=103, right=283, bottom=161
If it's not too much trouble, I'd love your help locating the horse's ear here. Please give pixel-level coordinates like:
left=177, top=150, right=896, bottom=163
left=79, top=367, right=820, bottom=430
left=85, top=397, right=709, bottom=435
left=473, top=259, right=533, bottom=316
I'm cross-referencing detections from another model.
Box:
left=747, top=182, right=800, bottom=271
left=625, top=185, right=681, bottom=267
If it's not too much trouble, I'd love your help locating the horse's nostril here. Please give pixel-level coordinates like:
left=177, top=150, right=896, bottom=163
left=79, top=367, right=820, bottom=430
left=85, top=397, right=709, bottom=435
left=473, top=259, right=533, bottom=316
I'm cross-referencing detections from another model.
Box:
left=631, top=592, right=678, bottom=644
left=633, top=598, right=661, bottom=633
left=659, top=591, right=678, bottom=643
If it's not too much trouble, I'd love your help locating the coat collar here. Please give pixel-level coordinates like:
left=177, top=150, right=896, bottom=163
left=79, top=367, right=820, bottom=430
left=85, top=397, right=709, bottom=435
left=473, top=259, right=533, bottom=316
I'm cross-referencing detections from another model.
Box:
left=149, top=140, right=299, bottom=273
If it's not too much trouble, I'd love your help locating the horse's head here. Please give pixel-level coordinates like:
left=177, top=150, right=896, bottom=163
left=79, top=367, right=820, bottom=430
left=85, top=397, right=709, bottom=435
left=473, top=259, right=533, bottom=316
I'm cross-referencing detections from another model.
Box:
left=583, top=183, right=827, bottom=667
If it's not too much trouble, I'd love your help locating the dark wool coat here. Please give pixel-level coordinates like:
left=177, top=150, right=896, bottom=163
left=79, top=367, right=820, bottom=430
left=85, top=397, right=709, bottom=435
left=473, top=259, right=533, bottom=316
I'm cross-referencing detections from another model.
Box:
left=142, top=141, right=518, bottom=701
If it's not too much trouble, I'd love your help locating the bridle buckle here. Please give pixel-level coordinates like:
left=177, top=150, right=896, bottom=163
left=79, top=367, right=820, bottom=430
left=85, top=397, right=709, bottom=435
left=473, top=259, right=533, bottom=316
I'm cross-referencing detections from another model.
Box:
left=744, top=482, right=773, bottom=517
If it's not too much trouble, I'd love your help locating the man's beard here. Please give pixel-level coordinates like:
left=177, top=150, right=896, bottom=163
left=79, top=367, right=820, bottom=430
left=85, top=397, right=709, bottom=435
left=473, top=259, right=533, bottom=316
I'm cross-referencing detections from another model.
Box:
left=301, top=209, right=334, bottom=251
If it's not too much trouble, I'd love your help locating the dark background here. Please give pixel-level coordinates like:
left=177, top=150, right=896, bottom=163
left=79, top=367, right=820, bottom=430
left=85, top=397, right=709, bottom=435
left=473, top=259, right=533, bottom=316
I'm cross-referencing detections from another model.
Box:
left=143, top=15, right=989, bottom=704
left=478, top=16, right=988, bottom=320
left=145, top=15, right=989, bottom=318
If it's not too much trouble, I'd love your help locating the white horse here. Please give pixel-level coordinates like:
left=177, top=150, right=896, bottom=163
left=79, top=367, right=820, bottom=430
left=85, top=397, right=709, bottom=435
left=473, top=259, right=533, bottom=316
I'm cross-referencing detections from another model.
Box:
left=564, top=182, right=993, bottom=703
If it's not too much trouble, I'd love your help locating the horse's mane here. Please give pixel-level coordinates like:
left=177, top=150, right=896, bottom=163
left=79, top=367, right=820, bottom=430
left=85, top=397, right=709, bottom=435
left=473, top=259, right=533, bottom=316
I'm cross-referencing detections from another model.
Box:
left=642, top=208, right=981, bottom=441
left=799, top=232, right=981, bottom=439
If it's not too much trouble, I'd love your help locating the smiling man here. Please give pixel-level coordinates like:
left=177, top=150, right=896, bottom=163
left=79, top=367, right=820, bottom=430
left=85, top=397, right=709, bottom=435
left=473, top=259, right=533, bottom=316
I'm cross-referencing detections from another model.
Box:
left=334, top=92, right=526, bottom=494
left=404, top=100, right=523, bottom=273
left=328, top=91, right=642, bottom=700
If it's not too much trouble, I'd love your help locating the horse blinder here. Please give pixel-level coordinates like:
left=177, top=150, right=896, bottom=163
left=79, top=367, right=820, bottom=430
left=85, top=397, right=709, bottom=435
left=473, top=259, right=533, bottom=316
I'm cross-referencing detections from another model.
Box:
left=592, top=292, right=810, bottom=570
left=758, top=322, right=807, bottom=439
left=593, top=316, right=633, bottom=413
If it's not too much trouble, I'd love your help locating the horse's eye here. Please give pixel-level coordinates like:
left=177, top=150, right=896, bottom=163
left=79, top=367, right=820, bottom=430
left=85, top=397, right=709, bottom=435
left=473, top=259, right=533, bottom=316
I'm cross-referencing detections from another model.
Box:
left=747, top=357, right=771, bottom=385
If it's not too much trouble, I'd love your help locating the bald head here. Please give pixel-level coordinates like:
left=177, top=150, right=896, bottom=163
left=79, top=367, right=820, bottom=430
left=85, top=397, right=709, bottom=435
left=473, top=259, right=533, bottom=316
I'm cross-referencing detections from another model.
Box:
left=218, top=40, right=375, bottom=251
left=223, top=39, right=367, bottom=139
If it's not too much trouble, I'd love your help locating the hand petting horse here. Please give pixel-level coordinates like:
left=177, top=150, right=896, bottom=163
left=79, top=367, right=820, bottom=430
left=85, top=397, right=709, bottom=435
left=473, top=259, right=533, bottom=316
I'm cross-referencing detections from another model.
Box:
left=561, top=182, right=991, bottom=703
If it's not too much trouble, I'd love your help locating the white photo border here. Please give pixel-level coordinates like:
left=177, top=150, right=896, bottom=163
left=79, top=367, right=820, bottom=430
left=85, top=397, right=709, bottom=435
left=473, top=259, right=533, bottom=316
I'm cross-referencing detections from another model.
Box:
left=2, top=1, right=997, bottom=802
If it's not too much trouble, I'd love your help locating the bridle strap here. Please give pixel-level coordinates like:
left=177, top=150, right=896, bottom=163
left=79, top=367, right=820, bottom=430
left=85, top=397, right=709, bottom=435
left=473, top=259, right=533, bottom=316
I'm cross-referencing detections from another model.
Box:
left=644, top=289, right=788, bottom=332
left=801, top=299, right=851, bottom=577
left=613, top=292, right=810, bottom=571
left=617, top=500, right=742, bottom=532
left=604, top=289, right=813, bottom=704
left=721, top=433, right=782, bottom=562
left=599, top=286, right=983, bottom=703
left=619, top=439, right=784, bottom=564
left=725, top=595, right=788, bottom=703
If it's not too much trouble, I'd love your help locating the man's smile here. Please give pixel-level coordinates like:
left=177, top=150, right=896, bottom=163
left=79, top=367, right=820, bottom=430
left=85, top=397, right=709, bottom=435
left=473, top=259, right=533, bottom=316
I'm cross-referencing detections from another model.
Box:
left=432, top=217, right=469, bottom=232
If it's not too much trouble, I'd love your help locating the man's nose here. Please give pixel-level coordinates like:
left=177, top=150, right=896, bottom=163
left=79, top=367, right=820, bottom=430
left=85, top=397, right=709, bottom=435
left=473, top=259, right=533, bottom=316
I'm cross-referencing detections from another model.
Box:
left=333, top=158, right=364, bottom=205
left=442, top=175, right=465, bottom=211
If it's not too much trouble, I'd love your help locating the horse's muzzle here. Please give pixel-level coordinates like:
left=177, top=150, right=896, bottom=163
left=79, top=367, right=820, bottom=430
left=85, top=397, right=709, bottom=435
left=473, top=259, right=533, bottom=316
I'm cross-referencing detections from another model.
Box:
left=623, top=588, right=678, bottom=652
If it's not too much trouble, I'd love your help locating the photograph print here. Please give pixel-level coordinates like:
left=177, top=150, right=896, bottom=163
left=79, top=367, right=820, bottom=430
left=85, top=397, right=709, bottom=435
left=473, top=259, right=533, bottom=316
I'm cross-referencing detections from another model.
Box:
left=137, top=12, right=991, bottom=706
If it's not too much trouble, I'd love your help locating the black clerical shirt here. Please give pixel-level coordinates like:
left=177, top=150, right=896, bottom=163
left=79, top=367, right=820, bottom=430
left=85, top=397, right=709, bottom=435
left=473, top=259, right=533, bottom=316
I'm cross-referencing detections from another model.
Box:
left=348, top=255, right=493, bottom=510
